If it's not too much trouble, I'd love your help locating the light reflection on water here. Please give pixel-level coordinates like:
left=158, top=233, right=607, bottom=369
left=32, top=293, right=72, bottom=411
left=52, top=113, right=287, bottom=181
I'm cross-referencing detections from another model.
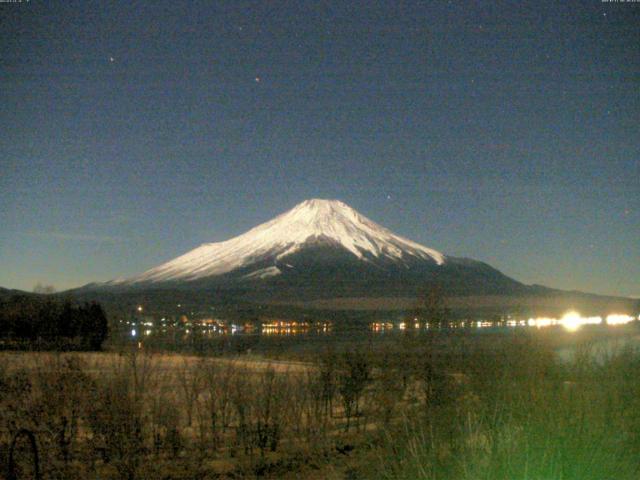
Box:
left=132, top=313, right=637, bottom=340
left=261, top=321, right=333, bottom=336
left=369, top=312, right=637, bottom=334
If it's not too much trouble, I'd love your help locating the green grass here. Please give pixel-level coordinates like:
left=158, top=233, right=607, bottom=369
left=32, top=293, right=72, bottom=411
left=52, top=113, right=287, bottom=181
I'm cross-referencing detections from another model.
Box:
left=370, top=340, right=640, bottom=480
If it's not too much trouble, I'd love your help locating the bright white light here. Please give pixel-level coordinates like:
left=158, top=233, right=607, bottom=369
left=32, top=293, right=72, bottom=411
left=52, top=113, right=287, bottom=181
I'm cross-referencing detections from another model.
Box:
left=584, top=316, right=603, bottom=325
left=561, top=311, right=582, bottom=332
left=606, top=314, right=634, bottom=326
left=131, top=329, right=137, bottom=337
left=560, top=312, right=601, bottom=331
left=136, top=305, right=143, bottom=312
left=528, top=317, right=556, bottom=328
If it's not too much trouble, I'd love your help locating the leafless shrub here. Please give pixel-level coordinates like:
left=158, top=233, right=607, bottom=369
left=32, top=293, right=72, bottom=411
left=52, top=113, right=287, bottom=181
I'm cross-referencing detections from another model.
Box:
left=229, top=365, right=290, bottom=459
left=176, top=357, right=203, bottom=428
left=252, top=367, right=288, bottom=455
left=83, top=350, right=158, bottom=480
left=372, top=351, right=407, bottom=426
left=0, top=367, right=33, bottom=438
left=318, top=348, right=338, bottom=418
left=338, top=350, right=371, bottom=432
left=199, top=360, right=236, bottom=450
left=32, top=355, right=94, bottom=475
left=149, top=395, right=181, bottom=458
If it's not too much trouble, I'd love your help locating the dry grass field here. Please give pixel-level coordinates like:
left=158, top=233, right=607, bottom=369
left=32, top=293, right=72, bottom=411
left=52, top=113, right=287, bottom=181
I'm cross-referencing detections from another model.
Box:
left=0, top=351, right=313, bottom=375
left=0, top=347, right=380, bottom=479
left=2, top=327, right=640, bottom=479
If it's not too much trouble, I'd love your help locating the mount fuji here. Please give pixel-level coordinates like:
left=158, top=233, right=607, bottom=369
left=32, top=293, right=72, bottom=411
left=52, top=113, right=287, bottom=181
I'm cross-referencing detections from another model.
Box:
left=84, top=199, right=527, bottom=300
left=115, top=199, right=446, bottom=283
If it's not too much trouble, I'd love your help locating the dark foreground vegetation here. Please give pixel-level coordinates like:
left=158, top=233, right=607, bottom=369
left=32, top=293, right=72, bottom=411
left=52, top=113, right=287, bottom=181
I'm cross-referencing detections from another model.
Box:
left=1, top=328, right=640, bottom=479
left=0, top=296, right=108, bottom=351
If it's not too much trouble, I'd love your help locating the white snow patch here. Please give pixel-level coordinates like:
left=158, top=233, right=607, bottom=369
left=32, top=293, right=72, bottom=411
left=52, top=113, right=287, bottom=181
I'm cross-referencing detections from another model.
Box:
left=242, top=266, right=282, bottom=280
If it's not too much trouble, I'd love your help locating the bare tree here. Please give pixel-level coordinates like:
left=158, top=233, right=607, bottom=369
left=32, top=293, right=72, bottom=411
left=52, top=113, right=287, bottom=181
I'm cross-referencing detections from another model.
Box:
left=253, top=367, right=288, bottom=456
left=338, top=350, right=371, bottom=432
left=318, top=348, right=337, bottom=418
left=176, top=357, right=203, bottom=428
left=200, top=360, right=236, bottom=449
left=373, top=350, right=407, bottom=426
left=32, top=283, right=56, bottom=294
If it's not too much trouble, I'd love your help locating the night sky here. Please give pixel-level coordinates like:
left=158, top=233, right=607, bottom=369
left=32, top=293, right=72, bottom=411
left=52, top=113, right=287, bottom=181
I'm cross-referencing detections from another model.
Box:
left=1, top=1, right=638, bottom=297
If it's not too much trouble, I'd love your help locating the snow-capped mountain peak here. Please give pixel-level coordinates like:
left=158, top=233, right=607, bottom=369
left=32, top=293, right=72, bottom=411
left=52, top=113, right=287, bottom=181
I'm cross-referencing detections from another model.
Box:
left=117, top=199, right=445, bottom=284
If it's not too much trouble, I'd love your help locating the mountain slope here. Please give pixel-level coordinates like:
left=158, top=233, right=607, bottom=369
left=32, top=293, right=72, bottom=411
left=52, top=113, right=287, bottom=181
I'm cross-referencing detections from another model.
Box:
left=82, top=198, right=529, bottom=300
left=111, top=199, right=445, bottom=285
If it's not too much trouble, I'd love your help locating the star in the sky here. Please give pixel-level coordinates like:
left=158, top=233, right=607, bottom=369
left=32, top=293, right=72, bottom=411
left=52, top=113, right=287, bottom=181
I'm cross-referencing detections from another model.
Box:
left=109, top=56, right=115, bottom=63
left=255, top=76, right=261, bottom=83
